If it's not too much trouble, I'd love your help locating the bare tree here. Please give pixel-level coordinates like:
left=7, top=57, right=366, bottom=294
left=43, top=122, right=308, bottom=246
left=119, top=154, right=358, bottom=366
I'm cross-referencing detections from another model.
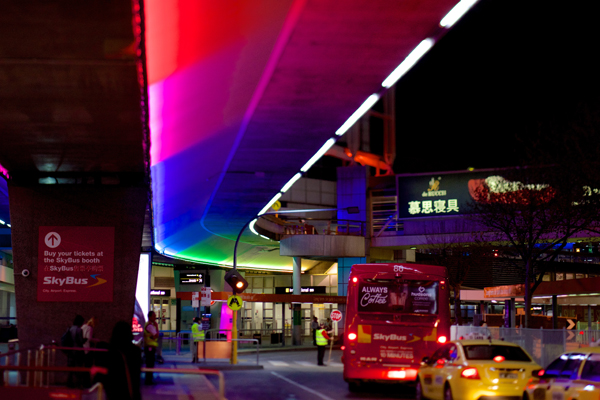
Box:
left=421, top=223, right=493, bottom=325
left=468, top=165, right=600, bottom=328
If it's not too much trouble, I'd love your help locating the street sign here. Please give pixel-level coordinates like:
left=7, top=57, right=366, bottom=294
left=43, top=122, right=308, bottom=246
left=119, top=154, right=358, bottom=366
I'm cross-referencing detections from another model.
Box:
left=567, top=319, right=575, bottom=329
left=227, top=294, right=243, bottom=311
left=201, top=287, right=212, bottom=306
left=330, top=310, right=342, bottom=322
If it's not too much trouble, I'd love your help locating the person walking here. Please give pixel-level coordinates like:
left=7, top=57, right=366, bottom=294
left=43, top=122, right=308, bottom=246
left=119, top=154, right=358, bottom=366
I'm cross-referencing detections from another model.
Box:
left=66, top=314, right=87, bottom=387
left=81, top=316, right=97, bottom=387
left=316, top=323, right=331, bottom=366
left=103, top=320, right=142, bottom=400
left=143, top=311, right=159, bottom=385
left=191, top=317, right=205, bottom=363
left=311, top=316, right=319, bottom=346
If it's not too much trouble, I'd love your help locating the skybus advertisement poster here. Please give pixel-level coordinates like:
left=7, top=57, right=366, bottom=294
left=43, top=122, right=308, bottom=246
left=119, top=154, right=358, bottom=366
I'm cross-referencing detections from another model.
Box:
left=358, top=281, right=438, bottom=314
left=37, top=226, right=115, bottom=302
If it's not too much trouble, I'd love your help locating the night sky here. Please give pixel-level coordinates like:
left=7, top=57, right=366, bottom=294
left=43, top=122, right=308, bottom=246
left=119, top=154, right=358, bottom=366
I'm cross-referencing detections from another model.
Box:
left=392, top=0, right=600, bottom=174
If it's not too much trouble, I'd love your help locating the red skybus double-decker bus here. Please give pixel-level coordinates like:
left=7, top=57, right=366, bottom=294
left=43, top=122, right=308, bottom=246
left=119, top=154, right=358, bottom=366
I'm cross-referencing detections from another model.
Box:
left=342, top=263, right=450, bottom=391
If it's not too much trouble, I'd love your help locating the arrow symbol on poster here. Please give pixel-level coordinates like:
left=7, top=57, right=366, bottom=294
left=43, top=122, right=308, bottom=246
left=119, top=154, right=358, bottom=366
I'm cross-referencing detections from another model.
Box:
left=567, top=319, right=575, bottom=330
left=45, top=232, right=61, bottom=248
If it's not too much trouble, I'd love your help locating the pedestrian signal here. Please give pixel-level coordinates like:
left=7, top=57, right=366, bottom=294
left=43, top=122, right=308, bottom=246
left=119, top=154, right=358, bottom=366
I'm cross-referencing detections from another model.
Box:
left=224, top=269, right=248, bottom=294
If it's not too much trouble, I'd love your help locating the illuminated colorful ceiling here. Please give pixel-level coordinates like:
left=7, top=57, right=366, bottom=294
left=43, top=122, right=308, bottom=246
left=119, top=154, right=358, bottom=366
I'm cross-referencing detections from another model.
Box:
left=145, top=0, right=462, bottom=271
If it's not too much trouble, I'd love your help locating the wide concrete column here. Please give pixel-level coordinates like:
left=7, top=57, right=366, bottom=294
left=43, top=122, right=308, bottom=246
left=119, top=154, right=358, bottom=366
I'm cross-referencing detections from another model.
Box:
left=292, top=256, right=301, bottom=345
left=9, top=183, right=148, bottom=348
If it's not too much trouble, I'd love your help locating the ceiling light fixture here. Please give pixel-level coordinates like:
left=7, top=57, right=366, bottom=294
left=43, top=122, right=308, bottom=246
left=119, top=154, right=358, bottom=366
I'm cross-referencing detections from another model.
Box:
left=439, top=0, right=479, bottom=28
left=300, top=138, right=336, bottom=173
left=335, top=94, right=380, bottom=136
left=381, top=38, right=434, bottom=89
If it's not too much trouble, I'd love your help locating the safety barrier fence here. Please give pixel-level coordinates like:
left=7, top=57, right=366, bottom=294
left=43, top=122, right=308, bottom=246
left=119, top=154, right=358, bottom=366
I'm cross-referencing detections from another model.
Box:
left=167, top=328, right=317, bottom=355
left=452, top=325, right=600, bottom=368
left=0, top=343, right=226, bottom=399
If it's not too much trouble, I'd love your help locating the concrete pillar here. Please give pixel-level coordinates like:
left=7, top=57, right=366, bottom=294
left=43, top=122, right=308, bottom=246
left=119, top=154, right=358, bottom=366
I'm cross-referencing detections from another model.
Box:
left=510, top=298, right=516, bottom=328
left=281, top=302, right=286, bottom=347
left=552, top=295, right=558, bottom=329
left=293, top=257, right=301, bottom=345
left=9, top=183, right=148, bottom=349
left=504, top=299, right=511, bottom=327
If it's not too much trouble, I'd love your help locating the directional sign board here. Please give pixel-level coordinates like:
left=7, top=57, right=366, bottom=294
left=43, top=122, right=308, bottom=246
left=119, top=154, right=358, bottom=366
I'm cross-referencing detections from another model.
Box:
left=227, top=294, right=243, bottom=311
left=330, top=310, right=342, bottom=322
left=567, top=319, right=576, bottom=329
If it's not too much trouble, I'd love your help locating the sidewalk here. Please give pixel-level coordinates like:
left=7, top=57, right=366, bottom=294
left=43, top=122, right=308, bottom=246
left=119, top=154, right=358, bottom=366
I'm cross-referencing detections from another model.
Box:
left=141, top=344, right=317, bottom=399
left=0, top=342, right=326, bottom=400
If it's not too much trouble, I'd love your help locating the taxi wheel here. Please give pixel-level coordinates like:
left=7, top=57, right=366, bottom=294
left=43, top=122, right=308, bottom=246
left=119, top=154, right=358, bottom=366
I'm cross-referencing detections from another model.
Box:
left=444, top=384, right=453, bottom=400
left=415, top=378, right=426, bottom=400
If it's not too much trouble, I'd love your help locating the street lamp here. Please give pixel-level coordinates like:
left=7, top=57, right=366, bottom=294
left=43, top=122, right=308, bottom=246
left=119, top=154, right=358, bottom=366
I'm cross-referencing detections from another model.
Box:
left=227, top=206, right=359, bottom=363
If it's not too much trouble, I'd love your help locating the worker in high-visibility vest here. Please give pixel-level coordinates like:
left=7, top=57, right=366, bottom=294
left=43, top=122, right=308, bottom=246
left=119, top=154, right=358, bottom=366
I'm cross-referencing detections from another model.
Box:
left=316, top=323, right=331, bottom=366
left=144, top=311, right=159, bottom=385
left=191, top=317, right=205, bottom=363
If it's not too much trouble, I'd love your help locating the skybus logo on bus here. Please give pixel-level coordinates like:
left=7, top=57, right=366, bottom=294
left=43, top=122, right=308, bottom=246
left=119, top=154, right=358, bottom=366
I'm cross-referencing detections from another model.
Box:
left=373, top=333, right=407, bottom=341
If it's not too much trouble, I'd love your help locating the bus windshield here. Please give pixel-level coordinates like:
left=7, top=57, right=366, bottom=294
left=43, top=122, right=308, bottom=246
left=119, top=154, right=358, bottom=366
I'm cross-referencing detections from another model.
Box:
left=358, top=279, right=438, bottom=314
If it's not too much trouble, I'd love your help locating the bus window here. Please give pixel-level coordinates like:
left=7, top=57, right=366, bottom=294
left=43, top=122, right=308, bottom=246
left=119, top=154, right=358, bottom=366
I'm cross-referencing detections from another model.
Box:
left=358, top=280, right=438, bottom=314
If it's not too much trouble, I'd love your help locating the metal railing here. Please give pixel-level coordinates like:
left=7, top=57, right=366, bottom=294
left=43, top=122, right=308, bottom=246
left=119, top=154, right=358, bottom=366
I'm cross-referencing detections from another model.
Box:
left=142, top=367, right=226, bottom=400
left=452, top=325, right=600, bottom=368
left=277, top=217, right=366, bottom=237
left=198, top=339, right=260, bottom=365
left=0, top=343, right=227, bottom=399
left=166, top=327, right=325, bottom=356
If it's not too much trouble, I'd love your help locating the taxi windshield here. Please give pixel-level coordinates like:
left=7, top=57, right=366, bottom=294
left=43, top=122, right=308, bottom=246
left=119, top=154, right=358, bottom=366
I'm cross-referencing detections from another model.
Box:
left=463, top=345, right=532, bottom=362
left=357, top=279, right=438, bottom=314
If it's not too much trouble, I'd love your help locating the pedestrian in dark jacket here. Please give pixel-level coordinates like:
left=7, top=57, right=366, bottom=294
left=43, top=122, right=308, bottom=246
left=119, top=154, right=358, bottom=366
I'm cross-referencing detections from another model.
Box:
left=103, top=320, right=142, bottom=400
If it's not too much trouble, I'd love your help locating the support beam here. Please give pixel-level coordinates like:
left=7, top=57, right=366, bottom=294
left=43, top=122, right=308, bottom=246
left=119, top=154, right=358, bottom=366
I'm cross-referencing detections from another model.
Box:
left=552, top=295, right=558, bottom=329
left=293, top=257, right=301, bottom=345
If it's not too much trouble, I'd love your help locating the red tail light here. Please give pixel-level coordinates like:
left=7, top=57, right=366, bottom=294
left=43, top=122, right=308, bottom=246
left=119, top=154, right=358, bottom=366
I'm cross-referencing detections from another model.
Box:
left=438, top=335, right=447, bottom=344
left=341, top=346, right=346, bottom=351
left=461, top=367, right=480, bottom=379
left=387, top=368, right=418, bottom=380
left=348, top=333, right=357, bottom=341
left=493, top=355, right=505, bottom=363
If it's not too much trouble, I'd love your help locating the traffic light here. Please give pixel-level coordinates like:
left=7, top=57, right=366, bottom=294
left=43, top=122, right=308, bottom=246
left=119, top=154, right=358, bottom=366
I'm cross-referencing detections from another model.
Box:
left=224, top=269, right=248, bottom=294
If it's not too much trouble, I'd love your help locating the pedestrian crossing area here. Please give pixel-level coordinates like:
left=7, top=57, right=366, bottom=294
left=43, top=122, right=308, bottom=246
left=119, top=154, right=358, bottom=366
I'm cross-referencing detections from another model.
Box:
left=267, top=360, right=343, bottom=368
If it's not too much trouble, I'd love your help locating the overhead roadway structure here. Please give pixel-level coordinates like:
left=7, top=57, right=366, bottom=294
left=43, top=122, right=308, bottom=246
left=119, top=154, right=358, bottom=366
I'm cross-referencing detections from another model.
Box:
left=146, top=0, right=466, bottom=271
left=0, top=0, right=475, bottom=271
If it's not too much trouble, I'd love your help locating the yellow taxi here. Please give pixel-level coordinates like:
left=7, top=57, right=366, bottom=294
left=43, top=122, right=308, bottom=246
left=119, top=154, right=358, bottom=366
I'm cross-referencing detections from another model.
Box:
left=416, top=339, right=541, bottom=400
left=524, top=347, right=600, bottom=400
